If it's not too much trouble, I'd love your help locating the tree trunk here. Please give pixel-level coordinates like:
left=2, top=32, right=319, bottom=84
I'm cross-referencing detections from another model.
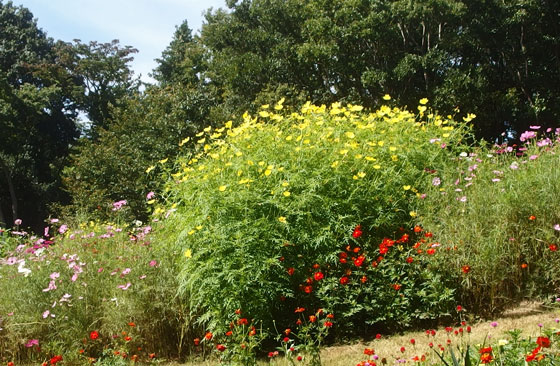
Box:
left=0, top=158, right=18, bottom=222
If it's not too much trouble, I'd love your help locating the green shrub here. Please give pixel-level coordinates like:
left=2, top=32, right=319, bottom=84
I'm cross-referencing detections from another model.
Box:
left=155, top=98, right=470, bottom=335
left=417, top=128, right=560, bottom=315
left=0, top=215, right=188, bottom=362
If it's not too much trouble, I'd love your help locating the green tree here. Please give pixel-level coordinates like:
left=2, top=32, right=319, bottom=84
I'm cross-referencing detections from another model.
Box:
left=0, top=0, right=79, bottom=229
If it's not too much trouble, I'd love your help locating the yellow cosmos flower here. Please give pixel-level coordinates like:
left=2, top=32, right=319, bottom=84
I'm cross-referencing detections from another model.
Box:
left=403, top=185, right=411, bottom=190
left=383, top=94, right=391, bottom=100
left=158, top=158, right=168, bottom=164
left=345, top=131, right=355, bottom=139
left=409, top=211, right=417, bottom=217
left=218, top=185, right=227, bottom=192
left=278, top=216, right=287, bottom=223
left=283, top=191, right=291, bottom=197
left=419, top=98, right=429, bottom=105
left=184, top=249, right=192, bottom=258
left=145, top=165, right=155, bottom=173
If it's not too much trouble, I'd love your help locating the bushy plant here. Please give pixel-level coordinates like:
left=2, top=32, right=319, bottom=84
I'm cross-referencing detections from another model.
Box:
left=155, top=98, right=471, bottom=335
left=417, top=127, right=560, bottom=314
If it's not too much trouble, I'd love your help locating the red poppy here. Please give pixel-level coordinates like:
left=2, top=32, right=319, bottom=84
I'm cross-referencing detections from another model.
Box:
left=529, top=215, right=536, bottom=221
left=193, top=338, right=200, bottom=346
left=461, top=265, right=471, bottom=273
left=392, top=284, right=401, bottom=291
left=364, top=348, right=375, bottom=356
left=287, top=267, right=295, bottom=276
left=90, top=331, right=99, bottom=340
left=410, top=339, right=415, bottom=345
left=205, top=331, right=213, bottom=340
left=352, top=225, right=363, bottom=238
left=549, top=244, right=558, bottom=252
left=295, top=307, right=305, bottom=313
left=303, top=285, right=313, bottom=294
left=340, top=276, right=349, bottom=285
left=297, top=356, right=303, bottom=361
left=216, top=344, right=226, bottom=352
left=314, top=272, right=324, bottom=281
left=400, top=347, right=405, bottom=353
left=406, top=257, right=414, bottom=263
left=456, top=305, right=463, bottom=312
left=324, top=321, right=333, bottom=327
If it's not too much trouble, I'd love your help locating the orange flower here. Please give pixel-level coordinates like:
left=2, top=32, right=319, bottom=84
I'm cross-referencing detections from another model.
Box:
left=324, top=321, right=333, bottom=327
left=406, top=257, right=414, bottom=263
left=124, top=336, right=132, bottom=342
left=309, top=315, right=317, bottom=323
left=204, top=332, right=213, bottom=340
left=193, top=338, right=200, bottom=346
left=521, top=263, right=528, bottom=269
left=461, top=265, right=471, bottom=273
left=295, top=307, right=305, bottom=313
left=529, top=215, right=536, bottom=220
left=392, top=284, right=401, bottom=291
left=128, top=322, right=136, bottom=327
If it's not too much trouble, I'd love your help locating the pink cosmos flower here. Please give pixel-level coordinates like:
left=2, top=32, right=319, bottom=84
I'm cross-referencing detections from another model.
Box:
left=146, top=191, right=155, bottom=200
left=14, top=219, right=22, bottom=226
left=118, top=283, right=132, bottom=290
left=25, top=339, right=39, bottom=348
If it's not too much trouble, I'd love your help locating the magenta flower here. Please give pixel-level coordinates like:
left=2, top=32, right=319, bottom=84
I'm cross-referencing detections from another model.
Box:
left=146, top=191, right=155, bottom=200
left=25, top=339, right=39, bottom=348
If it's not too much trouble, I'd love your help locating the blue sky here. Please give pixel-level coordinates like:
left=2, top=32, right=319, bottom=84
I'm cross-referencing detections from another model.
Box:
left=14, top=0, right=226, bottom=83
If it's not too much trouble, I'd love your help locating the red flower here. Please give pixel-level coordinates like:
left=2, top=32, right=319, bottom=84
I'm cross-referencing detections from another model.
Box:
left=128, top=322, right=136, bottom=327
left=248, top=326, right=256, bottom=336
left=297, top=356, right=303, bottom=361
left=529, top=215, right=536, bottom=221
left=364, top=348, right=375, bottom=356
left=285, top=328, right=291, bottom=335
left=287, top=267, right=295, bottom=276
left=303, top=285, right=313, bottom=293
left=392, top=284, right=401, bottom=291
left=295, top=307, right=305, bottom=313
left=90, top=331, right=99, bottom=340
left=50, top=356, right=63, bottom=365
left=549, top=244, right=558, bottom=252
left=326, top=313, right=334, bottom=319
left=360, top=275, right=367, bottom=283
left=149, top=353, right=156, bottom=359
left=461, top=265, right=471, bottom=273
left=426, top=248, right=436, bottom=255
left=237, top=318, right=248, bottom=325
left=225, top=331, right=233, bottom=336
left=124, top=336, right=132, bottom=342
left=536, top=336, right=551, bottom=348
left=456, top=305, right=463, bottom=312
left=7, top=362, right=14, bottom=366
left=309, top=315, right=317, bottom=323
left=283, top=337, right=290, bottom=342
left=375, top=333, right=382, bottom=339
left=205, top=331, right=213, bottom=340
left=406, top=257, right=414, bottom=263
left=400, top=347, right=406, bottom=353
left=352, top=225, right=363, bottom=238
left=216, top=344, right=226, bottom=352
left=314, top=272, right=324, bottom=281
left=193, top=338, right=200, bottom=346
left=353, top=255, right=365, bottom=267
left=521, top=263, right=528, bottom=268
left=340, top=276, right=349, bottom=285
left=324, top=321, right=333, bottom=327
left=410, top=339, right=415, bottom=345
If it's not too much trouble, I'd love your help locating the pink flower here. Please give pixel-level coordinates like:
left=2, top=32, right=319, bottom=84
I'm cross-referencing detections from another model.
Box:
left=554, top=224, right=560, bottom=231
left=14, top=219, right=22, bottom=226
left=146, top=191, right=155, bottom=200
left=149, top=260, right=158, bottom=267
left=58, top=225, right=68, bottom=234
left=118, top=282, right=132, bottom=290
left=25, top=339, right=39, bottom=348
left=529, top=155, right=538, bottom=160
